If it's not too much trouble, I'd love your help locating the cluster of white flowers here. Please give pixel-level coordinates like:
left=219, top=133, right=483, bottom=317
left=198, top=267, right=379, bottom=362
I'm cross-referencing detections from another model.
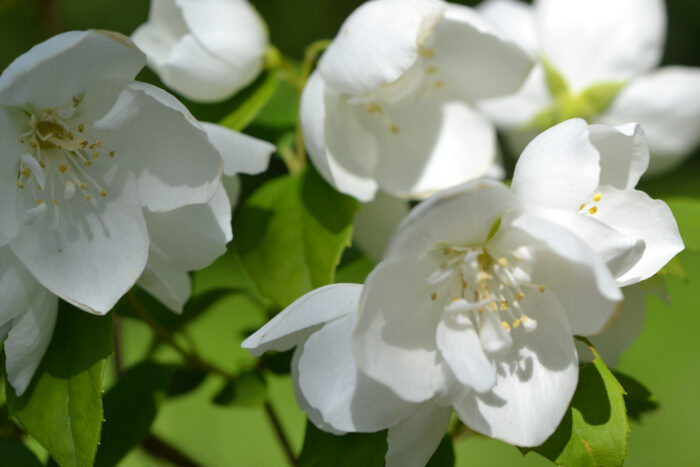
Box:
left=0, top=0, right=692, bottom=464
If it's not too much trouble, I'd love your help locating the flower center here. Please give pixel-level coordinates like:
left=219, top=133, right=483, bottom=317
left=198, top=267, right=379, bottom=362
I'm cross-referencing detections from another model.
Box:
left=16, top=101, right=117, bottom=227
left=426, top=244, right=545, bottom=334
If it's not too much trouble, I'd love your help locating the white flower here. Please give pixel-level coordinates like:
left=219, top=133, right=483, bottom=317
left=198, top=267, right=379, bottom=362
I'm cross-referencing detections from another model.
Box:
left=300, top=0, right=533, bottom=202
left=132, top=0, right=268, bottom=103
left=243, top=119, right=682, bottom=464
left=0, top=30, right=275, bottom=394
left=477, top=0, right=700, bottom=175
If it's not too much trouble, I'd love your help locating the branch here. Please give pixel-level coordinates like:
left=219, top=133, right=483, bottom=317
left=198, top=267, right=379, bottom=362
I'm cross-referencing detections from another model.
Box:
left=141, top=434, right=202, bottom=467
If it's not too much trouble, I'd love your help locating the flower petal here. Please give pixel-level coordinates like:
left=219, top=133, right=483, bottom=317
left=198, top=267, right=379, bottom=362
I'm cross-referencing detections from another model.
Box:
left=369, top=97, right=497, bottom=199
left=300, top=71, right=379, bottom=202
left=0, top=108, right=21, bottom=244
left=83, top=80, right=222, bottom=212
left=200, top=122, right=274, bottom=177
left=453, top=291, right=578, bottom=447
left=353, top=193, right=410, bottom=261
left=501, top=213, right=622, bottom=336
left=242, top=284, right=362, bottom=356
left=297, top=311, right=418, bottom=432
left=590, top=186, right=683, bottom=285
left=131, top=0, right=189, bottom=68
left=10, top=173, right=149, bottom=315
left=430, top=4, right=534, bottom=100
left=4, top=286, right=58, bottom=395
left=511, top=119, right=600, bottom=211
left=353, top=258, right=443, bottom=403
left=436, top=318, right=496, bottom=393
left=0, top=30, right=145, bottom=109
left=589, top=123, right=649, bottom=190
left=138, top=254, right=191, bottom=314
left=319, top=0, right=446, bottom=95
left=385, top=402, right=452, bottom=467
left=536, top=0, right=666, bottom=90
left=599, top=67, right=700, bottom=175
left=477, top=0, right=538, bottom=56
left=0, top=247, right=40, bottom=326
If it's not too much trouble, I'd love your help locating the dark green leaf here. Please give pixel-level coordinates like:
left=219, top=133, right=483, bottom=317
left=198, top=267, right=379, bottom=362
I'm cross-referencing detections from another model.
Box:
left=426, top=436, right=455, bottom=467
left=0, top=438, right=42, bottom=467
left=260, top=350, right=294, bottom=376
left=299, top=421, right=386, bottom=467
left=529, top=341, right=629, bottom=467
left=95, top=362, right=173, bottom=467
left=166, top=367, right=208, bottom=399
left=612, top=371, right=659, bottom=423
left=6, top=303, right=113, bottom=467
left=212, top=370, right=267, bottom=408
left=253, top=77, right=299, bottom=129
left=236, top=168, right=358, bottom=309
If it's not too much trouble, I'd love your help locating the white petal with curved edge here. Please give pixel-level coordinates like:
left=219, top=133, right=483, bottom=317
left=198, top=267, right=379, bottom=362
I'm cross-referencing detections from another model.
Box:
left=511, top=119, right=600, bottom=211
left=590, top=187, right=683, bottom=285
left=10, top=173, right=149, bottom=315
left=0, top=30, right=145, bottom=108
left=131, top=0, right=189, bottom=68
left=353, top=193, right=410, bottom=262
left=0, top=108, right=21, bottom=244
left=532, top=208, right=645, bottom=280
left=300, top=72, right=378, bottom=202
left=500, top=213, right=623, bottom=335
left=297, top=311, right=418, bottom=432
left=453, top=291, right=578, bottom=447
left=354, top=258, right=443, bottom=403
left=159, top=34, right=249, bottom=103
left=436, top=318, right=496, bottom=393
left=478, top=65, right=552, bottom=128
left=242, top=284, right=362, bottom=356
left=138, top=253, right=191, bottom=314
left=370, top=97, right=497, bottom=199
left=4, top=287, right=58, bottom=395
left=319, top=0, right=446, bottom=95
left=430, top=4, right=534, bottom=100
left=384, top=179, right=515, bottom=261
left=477, top=0, right=538, bottom=55
left=0, top=247, right=40, bottom=326
left=176, top=0, right=267, bottom=68
left=385, top=402, right=452, bottom=467
left=201, top=122, right=274, bottom=176
left=599, top=67, right=700, bottom=175
left=536, top=0, right=666, bottom=91
left=587, top=283, right=647, bottom=366
left=83, top=80, right=222, bottom=212
left=589, top=123, right=649, bottom=190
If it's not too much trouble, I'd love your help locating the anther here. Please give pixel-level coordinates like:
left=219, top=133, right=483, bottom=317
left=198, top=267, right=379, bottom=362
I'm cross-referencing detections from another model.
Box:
left=84, top=160, right=92, bottom=167
left=109, top=151, right=115, bottom=158
left=539, top=285, right=546, bottom=293
left=426, top=66, right=438, bottom=75
left=593, top=193, right=602, bottom=202
left=579, top=203, right=586, bottom=211
left=434, top=80, right=444, bottom=89
left=101, top=190, right=107, bottom=197
left=77, top=123, right=85, bottom=132
left=588, top=206, right=598, bottom=215
left=51, top=198, right=58, bottom=206
left=17, top=180, right=24, bottom=189
left=59, top=165, right=68, bottom=173
left=501, top=321, right=511, bottom=331
left=84, top=194, right=92, bottom=201
left=430, top=292, right=438, bottom=301
left=389, top=124, right=400, bottom=134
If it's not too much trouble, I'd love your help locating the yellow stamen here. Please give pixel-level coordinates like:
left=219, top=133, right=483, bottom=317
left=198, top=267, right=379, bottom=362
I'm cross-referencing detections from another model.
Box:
left=588, top=206, right=598, bottom=215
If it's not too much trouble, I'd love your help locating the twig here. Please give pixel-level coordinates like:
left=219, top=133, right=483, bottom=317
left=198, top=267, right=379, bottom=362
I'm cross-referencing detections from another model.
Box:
left=264, top=402, right=299, bottom=466
left=141, top=434, right=202, bottom=467
left=36, top=0, right=63, bottom=36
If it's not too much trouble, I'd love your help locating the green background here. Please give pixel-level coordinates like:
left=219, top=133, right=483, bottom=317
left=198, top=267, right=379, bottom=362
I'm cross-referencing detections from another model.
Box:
left=1, top=0, right=699, bottom=465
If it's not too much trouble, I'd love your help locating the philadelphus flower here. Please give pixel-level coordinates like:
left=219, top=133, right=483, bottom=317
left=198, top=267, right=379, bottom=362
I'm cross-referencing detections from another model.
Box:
left=132, top=0, right=268, bottom=103
left=300, top=0, right=533, bottom=202
left=0, top=30, right=274, bottom=394
left=478, top=0, right=700, bottom=175
left=244, top=119, right=682, bottom=465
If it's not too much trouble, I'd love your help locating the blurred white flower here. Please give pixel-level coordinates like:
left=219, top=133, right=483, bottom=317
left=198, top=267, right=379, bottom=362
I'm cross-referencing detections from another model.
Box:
left=132, top=0, right=268, bottom=103
left=478, top=0, right=700, bottom=175
left=0, top=30, right=274, bottom=394
left=300, top=0, right=533, bottom=202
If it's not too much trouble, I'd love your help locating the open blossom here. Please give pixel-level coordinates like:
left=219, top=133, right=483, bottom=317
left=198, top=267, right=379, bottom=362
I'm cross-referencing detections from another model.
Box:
left=477, top=0, right=700, bottom=175
left=132, top=0, right=268, bottom=103
left=244, top=119, right=682, bottom=465
left=0, top=30, right=274, bottom=394
left=300, top=0, right=533, bottom=202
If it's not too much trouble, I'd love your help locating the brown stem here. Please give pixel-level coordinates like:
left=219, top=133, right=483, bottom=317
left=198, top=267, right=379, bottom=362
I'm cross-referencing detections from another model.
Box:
left=264, top=402, right=299, bottom=466
left=141, top=434, right=202, bottom=467
left=36, top=0, right=63, bottom=36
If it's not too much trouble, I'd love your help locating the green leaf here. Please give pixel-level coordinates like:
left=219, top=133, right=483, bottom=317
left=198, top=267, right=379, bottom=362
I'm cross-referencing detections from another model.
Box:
left=666, top=197, right=700, bottom=251
left=166, top=367, right=208, bottom=399
left=259, top=350, right=294, bottom=376
left=426, top=436, right=455, bottom=467
left=579, top=81, right=628, bottom=116
left=253, top=77, right=299, bottom=129
left=612, top=371, right=659, bottom=423
left=299, top=422, right=386, bottom=467
left=529, top=341, right=629, bottom=467
left=236, top=168, right=359, bottom=309
left=541, top=55, right=570, bottom=99
left=6, top=303, right=113, bottom=467
left=0, top=438, right=43, bottom=467
left=659, top=256, right=687, bottom=280
left=212, top=370, right=267, bottom=408
left=220, top=71, right=279, bottom=131
left=95, top=361, right=173, bottom=467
